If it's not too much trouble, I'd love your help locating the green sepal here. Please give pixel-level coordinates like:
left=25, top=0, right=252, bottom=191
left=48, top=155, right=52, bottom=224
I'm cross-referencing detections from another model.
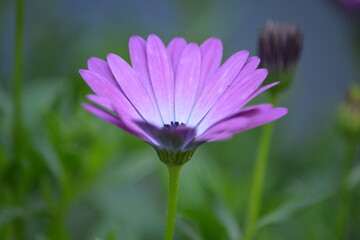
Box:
left=154, top=148, right=196, bottom=166
left=266, top=67, right=296, bottom=97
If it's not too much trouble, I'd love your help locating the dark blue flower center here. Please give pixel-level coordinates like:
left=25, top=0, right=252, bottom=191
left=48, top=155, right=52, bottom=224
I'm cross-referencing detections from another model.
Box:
left=163, top=121, right=185, bottom=129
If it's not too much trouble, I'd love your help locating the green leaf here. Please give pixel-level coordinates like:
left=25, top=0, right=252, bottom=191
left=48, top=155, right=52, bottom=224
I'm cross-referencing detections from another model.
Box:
left=257, top=190, right=332, bottom=229
left=34, top=136, right=65, bottom=183
left=213, top=200, right=242, bottom=240
left=177, top=214, right=203, bottom=240
left=92, top=149, right=157, bottom=191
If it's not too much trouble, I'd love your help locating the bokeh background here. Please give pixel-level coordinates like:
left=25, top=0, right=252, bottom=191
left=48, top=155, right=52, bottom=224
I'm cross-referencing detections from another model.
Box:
left=1, top=0, right=359, bottom=239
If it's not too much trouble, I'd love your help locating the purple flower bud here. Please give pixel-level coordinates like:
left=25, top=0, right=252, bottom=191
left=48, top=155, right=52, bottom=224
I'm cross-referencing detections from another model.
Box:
left=258, top=20, right=304, bottom=95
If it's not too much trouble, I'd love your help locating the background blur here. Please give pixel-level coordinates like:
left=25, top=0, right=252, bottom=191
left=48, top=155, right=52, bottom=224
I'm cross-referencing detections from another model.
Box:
left=1, top=0, right=359, bottom=239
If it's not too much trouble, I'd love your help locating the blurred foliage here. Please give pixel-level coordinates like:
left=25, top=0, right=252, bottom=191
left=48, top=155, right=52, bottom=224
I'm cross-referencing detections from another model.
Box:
left=1, top=0, right=360, bottom=239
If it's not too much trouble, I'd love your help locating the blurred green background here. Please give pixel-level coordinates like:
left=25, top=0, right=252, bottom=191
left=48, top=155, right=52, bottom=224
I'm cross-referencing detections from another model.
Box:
left=0, top=0, right=360, bottom=239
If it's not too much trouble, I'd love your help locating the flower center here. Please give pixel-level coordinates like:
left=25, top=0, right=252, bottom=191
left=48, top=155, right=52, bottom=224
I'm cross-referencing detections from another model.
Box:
left=163, top=121, right=185, bottom=129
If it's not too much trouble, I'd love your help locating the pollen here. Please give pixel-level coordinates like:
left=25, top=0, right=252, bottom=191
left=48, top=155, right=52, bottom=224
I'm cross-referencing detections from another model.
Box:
left=163, top=121, right=185, bottom=129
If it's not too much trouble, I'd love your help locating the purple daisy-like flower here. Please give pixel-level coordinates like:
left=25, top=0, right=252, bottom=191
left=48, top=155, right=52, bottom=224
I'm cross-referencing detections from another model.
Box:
left=80, top=34, right=287, bottom=164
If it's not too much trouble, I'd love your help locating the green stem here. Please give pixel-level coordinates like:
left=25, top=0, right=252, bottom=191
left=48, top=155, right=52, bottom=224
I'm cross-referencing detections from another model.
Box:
left=336, top=140, right=356, bottom=239
left=243, top=97, right=277, bottom=240
left=9, top=1, right=25, bottom=239
left=48, top=212, right=70, bottom=240
left=12, top=0, right=24, bottom=160
left=164, top=165, right=182, bottom=240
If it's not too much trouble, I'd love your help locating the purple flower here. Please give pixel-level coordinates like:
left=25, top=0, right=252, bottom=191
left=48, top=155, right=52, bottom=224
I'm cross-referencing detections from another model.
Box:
left=79, top=34, right=287, bottom=163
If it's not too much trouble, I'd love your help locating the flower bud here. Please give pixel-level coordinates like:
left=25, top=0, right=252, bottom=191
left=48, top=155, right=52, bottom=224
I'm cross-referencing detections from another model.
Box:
left=338, top=84, right=360, bottom=141
left=258, top=20, right=304, bottom=95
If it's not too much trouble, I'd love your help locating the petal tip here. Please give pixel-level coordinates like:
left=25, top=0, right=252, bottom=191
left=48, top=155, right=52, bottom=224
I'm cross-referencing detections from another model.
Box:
left=202, top=37, right=223, bottom=46
left=129, top=35, right=145, bottom=43
left=82, top=102, right=93, bottom=111
left=256, top=68, right=268, bottom=78
left=262, top=68, right=269, bottom=76
left=106, top=53, right=122, bottom=66
left=170, top=36, right=186, bottom=42
left=249, top=56, right=261, bottom=65
left=78, top=69, right=88, bottom=76
left=242, top=50, right=250, bottom=57
left=87, top=56, right=100, bottom=64
left=233, top=50, right=250, bottom=60
left=272, top=107, right=289, bottom=119
left=85, top=94, right=96, bottom=101
left=279, top=107, right=289, bottom=115
left=186, top=42, right=200, bottom=50
left=147, top=33, right=160, bottom=41
left=106, top=53, right=116, bottom=59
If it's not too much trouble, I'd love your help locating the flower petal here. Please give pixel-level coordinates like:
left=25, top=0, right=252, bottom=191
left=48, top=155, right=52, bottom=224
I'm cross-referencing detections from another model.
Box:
left=135, top=122, right=196, bottom=152
left=240, top=82, right=279, bottom=108
left=167, top=37, right=187, bottom=73
left=86, top=94, right=113, bottom=111
left=83, top=103, right=123, bottom=127
left=231, top=56, right=261, bottom=85
left=197, top=105, right=270, bottom=140
left=146, top=34, right=175, bottom=124
left=129, top=36, right=161, bottom=120
left=82, top=103, right=151, bottom=142
left=110, top=104, right=159, bottom=146
left=187, top=50, right=249, bottom=126
left=196, top=38, right=223, bottom=98
left=79, top=69, right=141, bottom=120
left=107, top=53, right=162, bottom=126
left=197, top=104, right=288, bottom=142
left=196, top=69, right=268, bottom=134
left=175, top=43, right=201, bottom=124
left=87, top=57, right=119, bottom=87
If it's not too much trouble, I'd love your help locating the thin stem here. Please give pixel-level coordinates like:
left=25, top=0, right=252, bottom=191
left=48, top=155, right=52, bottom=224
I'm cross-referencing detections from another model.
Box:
left=48, top=213, right=70, bottom=240
left=336, top=140, right=356, bottom=239
left=12, top=0, right=24, bottom=160
left=243, top=97, right=277, bottom=240
left=164, top=165, right=182, bottom=240
left=10, top=0, right=25, bottom=239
